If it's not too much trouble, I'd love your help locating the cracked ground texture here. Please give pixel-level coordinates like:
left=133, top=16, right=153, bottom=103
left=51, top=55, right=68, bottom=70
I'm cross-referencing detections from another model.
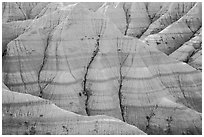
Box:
left=2, top=2, right=202, bottom=135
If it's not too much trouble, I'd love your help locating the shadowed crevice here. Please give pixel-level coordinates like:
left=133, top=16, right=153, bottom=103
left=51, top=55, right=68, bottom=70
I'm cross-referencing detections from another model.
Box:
left=83, top=35, right=100, bottom=116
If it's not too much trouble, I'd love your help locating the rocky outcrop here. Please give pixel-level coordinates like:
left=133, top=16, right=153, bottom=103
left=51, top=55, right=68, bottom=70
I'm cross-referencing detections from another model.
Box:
left=2, top=20, right=32, bottom=55
left=118, top=42, right=202, bottom=134
left=2, top=87, right=146, bottom=135
left=144, top=2, right=202, bottom=55
left=2, top=2, right=50, bottom=22
left=2, top=2, right=202, bottom=135
left=188, top=49, right=202, bottom=71
left=169, top=28, right=202, bottom=71
left=82, top=2, right=104, bottom=11
left=98, top=2, right=151, bottom=37
left=98, top=3, right=127, bottom=35
left=97, top=2, right=202, bottom=69
left=141, top=2, right=195, bottom=39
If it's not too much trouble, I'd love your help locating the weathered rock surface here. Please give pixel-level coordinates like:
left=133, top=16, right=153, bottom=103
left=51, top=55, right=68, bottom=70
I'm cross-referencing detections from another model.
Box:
left=169, top=28, right=202, bottom=71
left=141, top=2, right=195, bottom=38
left=2, top=20, right=32, bottom=55
left=2, top=2, right=50, bottom=22
left=144, top=2, right=202, bottom=55
left=188, top=49, right=202, bottom=71
left=97, top=2, right=202, bottom=70
left=98, top=2, right=152, bottom=37
left=2, top=2, right=202, bottom=135
left=2, top=86, right=146, bottom=135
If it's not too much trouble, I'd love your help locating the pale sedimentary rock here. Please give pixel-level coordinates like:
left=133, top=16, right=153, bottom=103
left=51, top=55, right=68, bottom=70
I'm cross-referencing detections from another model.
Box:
left=98, top=2, right=127, bottom=34
left=98, top=2, right=151, bottom=37
left=35, top=2, right=75, bottom=18
left=124, top=2, right=151, bottom=37
left=97, top=2, right=202, bottom=70
left=2, top=2, right=31, bottom=22
left=2, top=2, right=202, bottom=135
left=3, top=3, right=77, bottom=113
left=2, top=83, right=9, bottom=90
left=2, top=2, right=50, bottom=22
left=144, top=2, right=202, bottom=55
left=141, top=2, right=195, bottom=39
left=118, top=41, right=201, bottom=134
left=2, top=20, right=32, bottom=55
left=82, top=2, right=104, bottom=11
left=169, top=28, right=202, bottom=65
left=36, top=2, right=103, bottom=19
left=28, top=2, right=51, bottom=18
left=188, top=49, right=202, bottom=71
left=144, top=2, right=164, bottom=22
left=151, top=2, right=172, bottom=22
left=2, top=87, right=146, bottom=135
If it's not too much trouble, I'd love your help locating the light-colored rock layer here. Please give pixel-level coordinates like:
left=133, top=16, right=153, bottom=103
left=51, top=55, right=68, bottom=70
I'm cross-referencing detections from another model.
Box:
left=144, top=2, right=202, bottom=55
left=2, top=2, right=50, bottom=22
left=98, top=2, right=127, bottom=35
left=82, top=2, right=104, bottom=11
left=124, top=2, right=151, bottom=37
left=169, top=28, right=202, bottom=63
left=2, top=87, right=146, bottom=135
left=188, top=49, right=202, bottom=71
left=2, top=20, right=32, bottom=54
left=144, top=2, right=164, bottom=21
left=35, top=2, right=77, bottom=18
left=118, top=40, right=201, bottom=134
left=30, top=2, right=103, bottom=20
left=2, top=3, right=202, bottom=135
left=3, top=3, right=77, bottom=110
left=3, top=3, right=124, bottom=117
left=151, top=2, right=172, bottom=22
left=98, top=2, right=152, bottom=37
left=141, top=2, right=195, bottom=39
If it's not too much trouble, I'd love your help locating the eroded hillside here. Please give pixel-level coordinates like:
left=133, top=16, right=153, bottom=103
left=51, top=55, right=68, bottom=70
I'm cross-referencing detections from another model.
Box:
left=2, top=2, right=202, bottom=135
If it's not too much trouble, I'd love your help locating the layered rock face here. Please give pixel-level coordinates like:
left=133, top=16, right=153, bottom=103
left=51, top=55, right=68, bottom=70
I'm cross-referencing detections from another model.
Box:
left=3, top=86, right=146, bottom=135
left=98, top=2, right=202, bottom=70
left=2, top=2, right=50, bottom=22
left=169, top=28, right=202, bottom=70
left=2, top=20, right=32, bottom=55
left=144, top=3, right=201, bottom=55
left=2, top=2, right=202, bottom=135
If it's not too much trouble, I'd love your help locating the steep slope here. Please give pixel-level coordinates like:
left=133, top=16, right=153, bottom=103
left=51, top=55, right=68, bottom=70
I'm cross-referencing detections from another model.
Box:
left=188, top=49, right=202, bottom=71
left=98, top=2, right=202, bottom=70
left=117, top=39, right=201, bottom=134
left=2, top=20, right=32, bottom=55
left=144, top=2, right=202, bottom=55
left=2, top=2, right=50, bottom=22
left=169, top=28, right=202, bottom=71
left=2, top=87, right=146, bottom=135
left=98, top=2, right=152, bottom=37
left=141, top=2, right=195, bottom=39
left=2, top=2, right=202, bottom=135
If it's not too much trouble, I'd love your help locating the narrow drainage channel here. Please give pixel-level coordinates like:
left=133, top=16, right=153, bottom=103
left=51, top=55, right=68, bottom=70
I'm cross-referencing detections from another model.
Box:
left=83, top=35, right=100, bottom=116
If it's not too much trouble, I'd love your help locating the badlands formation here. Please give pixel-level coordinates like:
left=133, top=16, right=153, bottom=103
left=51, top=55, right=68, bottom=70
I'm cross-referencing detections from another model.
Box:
left=2, top=2, right=202, bottom=135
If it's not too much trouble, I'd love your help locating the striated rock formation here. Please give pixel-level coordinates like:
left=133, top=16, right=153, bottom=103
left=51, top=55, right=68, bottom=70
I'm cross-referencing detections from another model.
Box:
left=98, top=2, right=127, bottom=35
left=97, top=2, right=202, bottom=70
left=169, top=28, right=202, bottom=71
left=2, top=2, right=50, bottom=22
left=98, top=2, right=152, bottom=37
left=141, top=2, right=196, bottom=38
left=188, top=49, right=202, bottom=71
left=2, top=20, right=32, bottom=55
left=2, top=2, right=202, bottom=135
left=82, top=2, right=104, bottom=11
left=2, top=87, right=146, bottom=135
left=144, top=2, right=202, bottom=55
